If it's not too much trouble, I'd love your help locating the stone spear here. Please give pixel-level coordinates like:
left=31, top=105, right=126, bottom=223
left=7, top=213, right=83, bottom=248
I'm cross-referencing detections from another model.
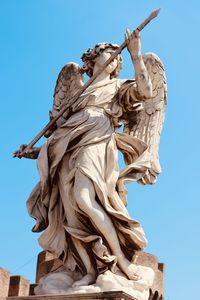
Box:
left=14, top=8, right=160, bottom=157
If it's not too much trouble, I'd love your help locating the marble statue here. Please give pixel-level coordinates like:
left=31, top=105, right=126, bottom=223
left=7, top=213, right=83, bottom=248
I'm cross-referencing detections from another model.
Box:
left=14, top=29, right=166, bottom=299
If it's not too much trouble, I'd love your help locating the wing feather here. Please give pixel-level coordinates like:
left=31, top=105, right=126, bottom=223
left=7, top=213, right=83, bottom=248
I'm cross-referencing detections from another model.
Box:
left=52, top=62, right=84, bottom=126
left=125, top=53, right=167, bottom=184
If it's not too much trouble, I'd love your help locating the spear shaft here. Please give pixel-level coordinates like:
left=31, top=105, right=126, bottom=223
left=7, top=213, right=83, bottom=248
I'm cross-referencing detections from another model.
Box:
left=16, top=8, right=160, bottom=154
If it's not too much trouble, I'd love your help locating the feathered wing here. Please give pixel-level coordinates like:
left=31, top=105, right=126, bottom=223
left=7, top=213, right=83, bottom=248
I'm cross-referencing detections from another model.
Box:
left=118, top=53, right=167, bottom=185
left=52, top=62, right=84, bottom=126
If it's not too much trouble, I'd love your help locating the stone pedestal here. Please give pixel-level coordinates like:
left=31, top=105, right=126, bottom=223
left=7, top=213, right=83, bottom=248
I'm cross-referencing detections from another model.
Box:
left=36, top=252, right=62, bottom=284
left=7, top=291, right=137, bottom=300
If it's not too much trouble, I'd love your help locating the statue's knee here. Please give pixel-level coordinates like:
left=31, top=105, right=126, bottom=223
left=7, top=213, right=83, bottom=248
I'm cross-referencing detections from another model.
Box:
left=77, top=196, right=91, bottom=213
left=74, top=169, right=95, bottom=213
left=73, top=186, right=90, bottom=212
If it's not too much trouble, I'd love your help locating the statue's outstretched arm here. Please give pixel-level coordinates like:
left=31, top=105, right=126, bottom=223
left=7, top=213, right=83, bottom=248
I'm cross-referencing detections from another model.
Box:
left=125, top=29, right=152, bottom=99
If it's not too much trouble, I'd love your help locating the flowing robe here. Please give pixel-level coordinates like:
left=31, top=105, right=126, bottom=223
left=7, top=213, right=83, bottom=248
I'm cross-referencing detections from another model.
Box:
left=27, top=78, right=151, bottom=275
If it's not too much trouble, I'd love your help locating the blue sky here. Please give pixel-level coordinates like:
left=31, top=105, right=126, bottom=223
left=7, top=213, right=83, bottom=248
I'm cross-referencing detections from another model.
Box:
left=0, top=1, right=200, bottom=299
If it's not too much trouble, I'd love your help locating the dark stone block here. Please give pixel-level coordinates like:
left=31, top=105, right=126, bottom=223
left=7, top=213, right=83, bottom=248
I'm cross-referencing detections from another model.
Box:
left=8, top=276, right=29, bottom=297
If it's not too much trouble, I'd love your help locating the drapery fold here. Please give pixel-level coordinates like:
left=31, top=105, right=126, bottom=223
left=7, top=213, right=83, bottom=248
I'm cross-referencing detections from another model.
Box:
left=27, top=79, right=151, bottom=275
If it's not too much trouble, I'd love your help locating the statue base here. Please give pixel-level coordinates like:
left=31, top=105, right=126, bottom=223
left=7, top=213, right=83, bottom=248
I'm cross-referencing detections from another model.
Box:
left=34, top=267, right=153, bottom=300
left=1, top=252, right=164, bottom=300
left=7, top=290, right=162, bottom=300
left=7, top=291, right=138, bottom=300
left=33, top=251, right=164, bottom=300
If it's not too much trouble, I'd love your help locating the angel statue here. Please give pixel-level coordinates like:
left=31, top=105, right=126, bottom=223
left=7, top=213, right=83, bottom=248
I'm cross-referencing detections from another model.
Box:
left=14, top=26, right=166, bottom=298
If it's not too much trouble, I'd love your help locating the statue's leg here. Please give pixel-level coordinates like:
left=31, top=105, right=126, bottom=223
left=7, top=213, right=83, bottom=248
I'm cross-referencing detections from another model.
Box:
left=58, top=167, right=96, bottom=286
left=71, top=239, right=97, bottom=287
left=74, top=170, right=140, bottom=281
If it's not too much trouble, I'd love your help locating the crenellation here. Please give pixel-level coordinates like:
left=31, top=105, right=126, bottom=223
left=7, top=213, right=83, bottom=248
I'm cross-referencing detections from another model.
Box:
left=8, top=276, right=30, bottom=297
left=0, top=268, right=10, bottom=298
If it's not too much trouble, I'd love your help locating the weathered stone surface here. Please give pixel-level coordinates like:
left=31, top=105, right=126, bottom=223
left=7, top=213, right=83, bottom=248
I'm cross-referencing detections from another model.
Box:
left=7, top=291, right=137, bottom=300
left=36, top=251, right=61, bottom=283
left=35, top=251, right=164, bottom=299
left=29, top=284, right=38, bottom=296
left=34, top=267, right=153, bottom=299
left=0, top=268, right=10, bottom=298
left=135, top=253, right=164, bottom=297
left=135, top=252, right=158, bottom=270
left=151, top=263, right=165, bottom=296
left=37, top=251, right=55, bottom=265
left=8, top=276, right=30, bottom=297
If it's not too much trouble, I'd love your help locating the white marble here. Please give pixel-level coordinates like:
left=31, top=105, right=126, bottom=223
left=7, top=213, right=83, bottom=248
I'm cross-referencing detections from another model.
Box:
left=35, top=266, right=154, bottom=300
left=15, top=29, right=166, bottom=300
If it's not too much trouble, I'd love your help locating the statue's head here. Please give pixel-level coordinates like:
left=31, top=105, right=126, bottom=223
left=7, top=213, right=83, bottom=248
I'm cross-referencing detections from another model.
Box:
left=81, top=43, right=123, bottom=79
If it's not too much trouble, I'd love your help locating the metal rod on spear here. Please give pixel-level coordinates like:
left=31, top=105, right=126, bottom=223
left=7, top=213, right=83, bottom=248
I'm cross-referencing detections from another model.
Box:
left=14, top=8, right=160, bottom=157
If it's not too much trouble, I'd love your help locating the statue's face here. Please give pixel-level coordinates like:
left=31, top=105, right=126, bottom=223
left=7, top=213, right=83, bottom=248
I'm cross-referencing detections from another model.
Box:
left=94, top=48, right=118, bottom=75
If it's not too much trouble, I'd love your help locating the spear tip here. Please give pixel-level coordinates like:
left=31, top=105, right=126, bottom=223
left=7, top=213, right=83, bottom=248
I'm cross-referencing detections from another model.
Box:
left=152, top=8, right=161, bottom=18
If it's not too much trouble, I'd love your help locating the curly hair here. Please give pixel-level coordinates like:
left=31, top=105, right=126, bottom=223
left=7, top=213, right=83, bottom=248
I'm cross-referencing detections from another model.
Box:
left=81, top=43, right=123, bottom=79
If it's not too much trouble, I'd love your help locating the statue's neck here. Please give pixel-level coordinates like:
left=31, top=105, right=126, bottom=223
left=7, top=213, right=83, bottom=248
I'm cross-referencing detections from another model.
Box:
left=82, top=77, right=117, bottom=96
left=92, top=65, right=111, bottom=85
left=87, top=77, right=116, bottom=91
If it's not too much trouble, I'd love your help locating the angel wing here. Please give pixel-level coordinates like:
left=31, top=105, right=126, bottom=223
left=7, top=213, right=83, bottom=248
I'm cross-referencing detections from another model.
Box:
left=120, top=53, right=167, bottom=185
left=52, top=62, right=84, bottom=126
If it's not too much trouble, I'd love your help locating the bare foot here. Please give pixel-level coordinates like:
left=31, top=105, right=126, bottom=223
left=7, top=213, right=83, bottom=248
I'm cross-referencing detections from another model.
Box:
left=118, top=256, right=141, bottom=280
left=72, top=272, right=96, bottom=287
left=125, top=263, right=141, bottom=280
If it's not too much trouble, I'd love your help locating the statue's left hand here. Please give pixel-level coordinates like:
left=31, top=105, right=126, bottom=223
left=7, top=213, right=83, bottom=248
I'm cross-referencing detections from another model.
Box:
left=125, top=29, right=141, bottom=58
left=13, top=144, right=40, bottom=159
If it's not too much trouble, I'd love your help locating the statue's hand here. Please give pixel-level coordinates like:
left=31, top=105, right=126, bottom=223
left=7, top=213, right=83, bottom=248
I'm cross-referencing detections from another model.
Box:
left=125, top=29, right=141, bottom=58
left=13, top=144, right=40, bottom=159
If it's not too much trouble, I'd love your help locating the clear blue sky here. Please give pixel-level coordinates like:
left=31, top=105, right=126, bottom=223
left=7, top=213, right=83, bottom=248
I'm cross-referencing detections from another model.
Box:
left=0, top=1, right=200, bottom=299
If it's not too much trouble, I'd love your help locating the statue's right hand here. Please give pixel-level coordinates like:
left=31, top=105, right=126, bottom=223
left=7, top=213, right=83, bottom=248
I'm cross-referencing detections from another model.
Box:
left=13, top=144, right=40, bottom=159
left=13, top=144, right=27, bottom=158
